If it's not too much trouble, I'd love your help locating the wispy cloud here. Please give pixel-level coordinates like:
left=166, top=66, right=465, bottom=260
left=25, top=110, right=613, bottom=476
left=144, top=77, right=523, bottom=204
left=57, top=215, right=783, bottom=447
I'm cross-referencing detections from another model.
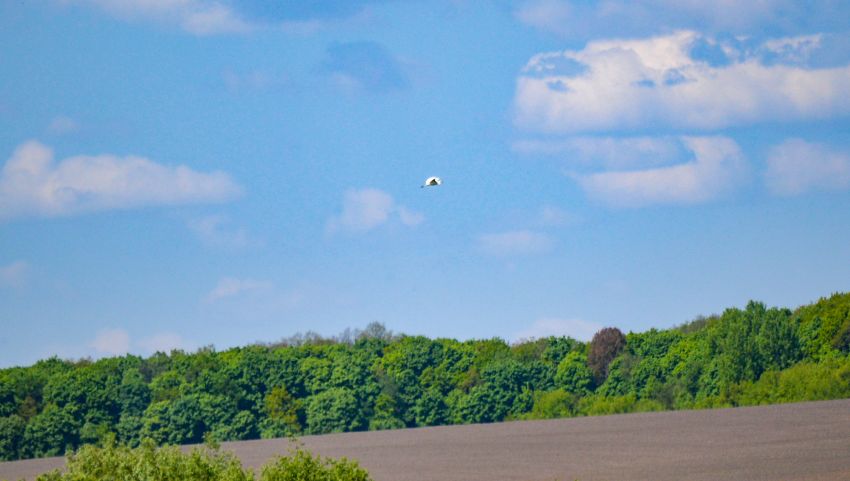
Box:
left=766, top=139, right=850, bottom=196
left=515, top=31, right=850, bottom=133
left=0, top=140, right=241, bottom=221
left=514, top=317, right=603, bottom=342
left=47, top=115, right=80, bottom=135
left=575, top=136, right=747, bottom=207
left=61, top=0, right=251, bottom=35
left=478, top=230, right=554, bottom=256
left=514, top=136, right=684, bottom=171
left=137, top=332, right=193, bottom=354
left=59, top=0, right=388, bottom=35
left=188, top=214, right=257, bottom=249
left=327, top=188, right=423, bottom=233
left=536, top=205, right=574, bottom=227
left=515, top=1, right=846, bottom=39
left=205, top=276, right=273, bottom=303
left=89, top=328, right=193, bottom=357
left=320, top=41, right=409, bottom=93
left=0, top=260, right=29, bottom=289
left=222, top=69, right=287, bottom=92
left=90, top=328, right=131, bottom=356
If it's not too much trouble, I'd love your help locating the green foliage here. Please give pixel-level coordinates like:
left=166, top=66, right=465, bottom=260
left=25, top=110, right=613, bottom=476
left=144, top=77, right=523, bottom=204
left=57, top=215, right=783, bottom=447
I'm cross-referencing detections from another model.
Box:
left=368, top=393, right=404, bottom=430
left=260, top=447, right=372, bottom=481
left=0, top=414, right=26, bottom=461
left=305, top=388, right=364, bottom=435
left=578, top=393, right=664, bottom=416
left=34, top=440, right=248, bottom=481
left=731, top=357, right=850, bottom=406
left=795, top=292, right=850, bottom=358
left=706, top=301, right=801, bottom=389
left=555, top=351, right=593, bottom=395
left=31, top=439, right=371, bottom=481
left=412, top=387, right=447, bottom=427
left=528, top=389, right=578, bottom=419
left=263, top=386, right=302, bottom=435
left=22, top=404, right=79, bottom=458
left=1, top=298, right=849, bottom=463
left=0, top=381, right=15, bottom=418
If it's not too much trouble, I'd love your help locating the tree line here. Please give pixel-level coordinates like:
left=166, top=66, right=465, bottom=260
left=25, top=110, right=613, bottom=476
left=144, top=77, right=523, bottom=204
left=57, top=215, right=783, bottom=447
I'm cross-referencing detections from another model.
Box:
left=1, top=293, right=849, bottom=462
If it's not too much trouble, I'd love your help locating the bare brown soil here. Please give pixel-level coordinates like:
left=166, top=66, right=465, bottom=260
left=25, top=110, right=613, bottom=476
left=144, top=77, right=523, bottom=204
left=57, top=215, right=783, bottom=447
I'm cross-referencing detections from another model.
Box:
left=2, top=398, right=849, bottom=481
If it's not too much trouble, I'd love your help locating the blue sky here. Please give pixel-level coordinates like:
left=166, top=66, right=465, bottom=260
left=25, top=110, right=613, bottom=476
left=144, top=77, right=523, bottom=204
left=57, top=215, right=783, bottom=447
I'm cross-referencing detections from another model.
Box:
left=1, top=0, right=849, bottom=367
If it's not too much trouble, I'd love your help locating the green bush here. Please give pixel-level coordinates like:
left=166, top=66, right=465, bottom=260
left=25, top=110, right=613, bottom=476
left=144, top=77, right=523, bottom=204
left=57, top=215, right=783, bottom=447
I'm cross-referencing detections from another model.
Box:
left=260, top=448, right=371, bottom=481
left=35, top=439, right=252, bottom=481
left=527, top=389, right=578, bottom=419
left=29, top=438, right=372, bottom=481
left=577, top=394, right=663, bottom=416
left=733, top=357, right=850, bottom=406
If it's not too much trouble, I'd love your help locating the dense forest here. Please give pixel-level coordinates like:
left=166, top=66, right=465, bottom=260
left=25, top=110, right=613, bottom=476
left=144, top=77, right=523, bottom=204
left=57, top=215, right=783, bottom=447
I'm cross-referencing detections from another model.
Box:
left=1, top=293, right=849, bottom=462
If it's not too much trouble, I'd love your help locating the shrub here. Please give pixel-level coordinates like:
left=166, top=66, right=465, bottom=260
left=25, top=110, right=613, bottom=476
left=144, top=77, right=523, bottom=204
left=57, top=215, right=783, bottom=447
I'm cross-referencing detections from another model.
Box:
left=577, top=394, right=663, bottom=416
left=35, top=439, right=252, bottom=481
left=528, top=389, right=578, bottom=419
left=261, top=447, right=371, bottom=481
left=30, top=438, right=372, bottom=481
left=734, top=357, right=850, bottom=406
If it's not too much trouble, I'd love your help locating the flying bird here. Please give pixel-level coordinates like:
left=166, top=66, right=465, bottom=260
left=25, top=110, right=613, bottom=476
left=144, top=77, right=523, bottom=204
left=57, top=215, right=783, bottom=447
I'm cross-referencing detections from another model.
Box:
left=422, top=176, right=442, bottom=188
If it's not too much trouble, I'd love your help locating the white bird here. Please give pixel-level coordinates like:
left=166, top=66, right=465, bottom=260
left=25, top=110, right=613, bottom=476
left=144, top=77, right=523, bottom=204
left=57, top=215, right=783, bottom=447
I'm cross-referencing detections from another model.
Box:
left=422, top=176, right=442, bottom=188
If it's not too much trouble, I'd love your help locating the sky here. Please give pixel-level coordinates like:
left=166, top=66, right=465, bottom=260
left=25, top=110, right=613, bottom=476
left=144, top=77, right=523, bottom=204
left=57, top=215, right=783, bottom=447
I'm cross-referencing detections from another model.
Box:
left=1, top=0, right=850, bottom=368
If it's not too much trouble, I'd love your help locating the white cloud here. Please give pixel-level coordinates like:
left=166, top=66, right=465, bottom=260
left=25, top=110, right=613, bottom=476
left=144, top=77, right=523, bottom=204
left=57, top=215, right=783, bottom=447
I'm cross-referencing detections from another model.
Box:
left=765, top=139, right=850, bottom=195
left=515, top=1, right=838, bottom=38
left=537, top=205, right=574, bottom=227
left=206, top=276, right=273, bottom=303
left=62, top=0, right=250, bottom=35
left=514, top=136, right=683, bottom=170
left=515, top=0, right=576, bottom=37
left=327, top=188, right=423, bottom=233
left=188, top=214, right=256, bottom=249
left=137, top=332, right=193, bottom=353
left=396, top=206, right=425, bottom=226
left=575, top=136, right=747, bottom=207
left=514, top=318, right=603, bottom=342
left=88, top=328, right=193, bottom=357
left=0, top=260, right=29, bottom=288
left=90, top=328, right=131, bottom=356
left=762, top=35, right=824, bottom=63
left=223, top=70, right=287, bottom=92
left=0, top=140, right=241, bottom=221
left=47, top=116, right=80, bottom=135
left=515, top=31, right=850, bottom=133
left=478, top=230, right=554, bottom=256
left=180, top=2, right=249, bottom=35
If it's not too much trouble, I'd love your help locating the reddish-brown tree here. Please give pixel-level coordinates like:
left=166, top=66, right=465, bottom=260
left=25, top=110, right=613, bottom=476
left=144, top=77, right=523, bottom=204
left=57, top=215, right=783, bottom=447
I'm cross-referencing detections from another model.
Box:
left=588, top=327, right=626, bottom=384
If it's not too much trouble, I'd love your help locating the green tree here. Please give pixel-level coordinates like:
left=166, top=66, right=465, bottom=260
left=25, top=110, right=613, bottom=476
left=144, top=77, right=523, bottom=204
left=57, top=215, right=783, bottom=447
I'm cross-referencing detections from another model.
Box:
left=0, top=414, right=26, bottom=461
left=757, top=307, right=800, bottom=371
left=140, top=401, right=171, bottom=445
left=554, top=351, right=593, bottom=395
left=413, top=387, right=448, bottom=426
left=305, top=388, right=364, bottom=434
left=262, top=386, right=302, bottom=437
left=119, top=368, right=151, bottom=417
left=22, top=404, right=79, bottom=458
left=0, top=380, right=15, bottom=418
left=116, top=413, right=143, bottom=447
left=261, top=447, right=372, bottom=481
left=528, top=389, right=578, bottom=419
left=368, top=393, right=405, bottom=430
